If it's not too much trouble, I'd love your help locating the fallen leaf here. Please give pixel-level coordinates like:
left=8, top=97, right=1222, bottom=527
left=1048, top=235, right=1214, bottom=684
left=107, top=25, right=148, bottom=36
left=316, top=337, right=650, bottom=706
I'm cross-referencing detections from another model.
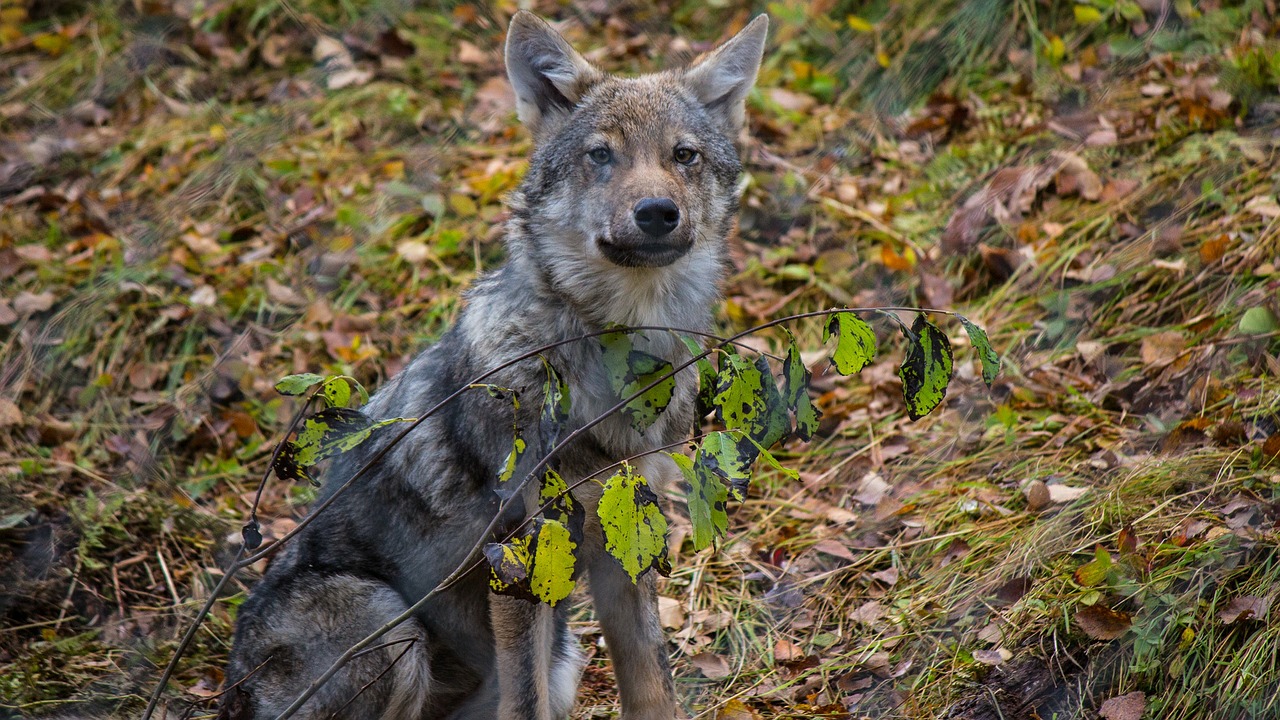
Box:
left=973, top=648, right=1010, bottom=665
left=690, top=651, right=732, bottom=679
left=871, top=566, right=899, bottom=586
left=1219, top=595, right=1270, bottom=624
left=1075, top=604, right=1131, bottom=640
left=0, top=398, right=22, bottom=427
left=1099, top=691, right=1146, bottom=720
left=1140, top=331, right=1184, bottom=367
left=855, top=471, right=891, bottom=505
left=13, top=291, right=54, bottom=315
left=1048, top=484, right=1089, bottom=503
left=716, top=699, right=760, bottom=720
left=190, top=285, right=217, bottom=306
left=769, top=87, right=817, bottom=113
left=658, top=596, right=685, bottom=629
left=773, top=638, right=804, bottom=662
left=849, top=601, right=884, bottom=625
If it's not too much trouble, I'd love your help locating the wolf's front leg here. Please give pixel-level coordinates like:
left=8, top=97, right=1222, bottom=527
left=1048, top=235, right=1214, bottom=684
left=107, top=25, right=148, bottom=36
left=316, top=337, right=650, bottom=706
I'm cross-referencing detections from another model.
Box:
left=588, top=552, right=679, bottom=720
left=491, top=593, right=579, bottom=720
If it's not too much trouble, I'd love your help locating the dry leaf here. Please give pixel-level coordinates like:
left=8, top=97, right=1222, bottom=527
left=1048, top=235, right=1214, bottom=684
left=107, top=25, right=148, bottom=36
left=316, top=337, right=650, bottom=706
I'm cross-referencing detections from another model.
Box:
left=973, top=648, right=1010, bottom=665
left=1219, top=595, right=1270, bottom=625
left=0, top=398, right=23, bottom=427
left=1099, top=691, right=1146, bottom=720
left=190, top=285, right=217, bottom=306
left=1075, top=604, right=1132, bottom=640
left=690, top=652, right=732, bottom=679
left=658, top=596, right=685, bottom=629
left=1048, top=484, right=1089, bottom=503
left=773, top=638, right=804, bottom=662
left=1140, top=331, right=1185, bottom=367
left=716, top=699, right=760, bottom=720
left=13, top=291, right=54, bottom=314
left=849, top=601, right=885, bottom=625
left=855, top=471, right=890, bottom=505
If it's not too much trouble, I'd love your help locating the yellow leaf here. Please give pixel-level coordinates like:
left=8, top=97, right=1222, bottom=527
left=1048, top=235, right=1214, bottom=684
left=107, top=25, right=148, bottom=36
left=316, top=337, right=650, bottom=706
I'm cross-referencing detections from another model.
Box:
left=381, top=160, right=405, bottom=179
left=32, top=32, right=69, bottom=56
left=1073, top=5, right=1104, bottom=23
left=210, top=124, right=227, bottom=142
left=847, top=15, right=874, bottom=33
left=876, top=50, right=891, bottom=68
left=1043, top=35, right=1066, bottom=63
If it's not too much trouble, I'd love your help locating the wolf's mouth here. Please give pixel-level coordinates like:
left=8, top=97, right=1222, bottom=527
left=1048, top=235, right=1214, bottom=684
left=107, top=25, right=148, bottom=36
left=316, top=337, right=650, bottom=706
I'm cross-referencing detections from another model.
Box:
left=597, top=237, right=692, bottom=268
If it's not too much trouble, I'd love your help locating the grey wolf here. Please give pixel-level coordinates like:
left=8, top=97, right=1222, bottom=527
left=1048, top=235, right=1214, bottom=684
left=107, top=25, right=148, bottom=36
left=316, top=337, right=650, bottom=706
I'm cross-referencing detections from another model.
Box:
left=220, top=11, right=767, bottom=720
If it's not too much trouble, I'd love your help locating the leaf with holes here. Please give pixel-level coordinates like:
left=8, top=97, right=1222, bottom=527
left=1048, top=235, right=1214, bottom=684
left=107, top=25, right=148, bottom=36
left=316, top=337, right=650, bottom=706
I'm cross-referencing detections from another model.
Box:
left=698, top=431, right=755, bottom=502
left=671, top=452, right=728, bottom=551
left=958, top=316, right=1000, bottom=387
left=485, top=534, right=532, bottom=599
left=824, top=312, right=876, bottom=375
left=539, top=468, right=584, bottom=544
left=781, top=328, right=822, bottom=441
left=599, top=464, right=670, bottom=582
left=679, top=334, right=718, bottom=420
left=321, top=376, right=351, bottom=408
left=711, top=353, right=789, bottom=450
left=600, top=331, right=675, bottom=433
left=527, top=518, right=578, bottom=606
left=274, top=373, right=325, bottom=396
left=539, top=357, right=571, bottom=450
left=899, top=314, right=953, bottom=420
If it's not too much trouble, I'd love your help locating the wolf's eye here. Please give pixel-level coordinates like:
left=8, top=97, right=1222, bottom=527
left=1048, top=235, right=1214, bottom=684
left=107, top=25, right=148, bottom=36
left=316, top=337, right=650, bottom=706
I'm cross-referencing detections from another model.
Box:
left=587, top=147, right=612, bottom=165
left=673, top=147, right=699, bottom=165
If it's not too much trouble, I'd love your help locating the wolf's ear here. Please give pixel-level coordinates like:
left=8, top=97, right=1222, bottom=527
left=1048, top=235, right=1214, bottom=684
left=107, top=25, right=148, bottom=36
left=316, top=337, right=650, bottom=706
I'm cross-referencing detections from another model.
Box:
left=505, top=12, right=601, bottom=139
left=682, top=15, right=768, bottom=136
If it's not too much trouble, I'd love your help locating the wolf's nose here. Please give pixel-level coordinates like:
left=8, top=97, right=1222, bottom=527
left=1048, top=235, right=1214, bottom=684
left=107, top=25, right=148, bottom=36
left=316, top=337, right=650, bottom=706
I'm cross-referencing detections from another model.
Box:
left=633, top=198, right=680, bottom=238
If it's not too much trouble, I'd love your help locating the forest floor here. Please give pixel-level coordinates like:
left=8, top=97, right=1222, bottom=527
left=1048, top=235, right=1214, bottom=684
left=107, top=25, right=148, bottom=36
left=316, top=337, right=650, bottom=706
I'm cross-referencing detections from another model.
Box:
left=2, top=0, right=1280, bottom=718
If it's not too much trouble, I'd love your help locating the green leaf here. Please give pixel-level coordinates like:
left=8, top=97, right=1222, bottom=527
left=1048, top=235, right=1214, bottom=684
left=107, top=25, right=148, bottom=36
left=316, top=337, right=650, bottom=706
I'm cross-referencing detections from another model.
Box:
left=824, top=312, right=876, bottom=375
left=527, top=518, right=578, bottom=606
left=598, top=464, right=669, bottom=583
left=679, top=334, right=718, bottom=421
left=486, top=519, right=579, bottom=606
left=292, top=408, right=373, bottom=466
left=899, top=315, right=954, bottom=420
left=1073, top=4, right=1104, bottom=23
left=274, top=373, right=325, bottom=396
left=958, top=316, right=1001, bottom=387
left=600, top=331, right=676, bottom=433
left=539, top=468, right=585, bottom=542
left=1239, top=307, right=1279, bottom=335
left=1073, top=547, right=1113, bottom=588
left=539, top=357, right=571, bottom=450
left=671, top=452, right=728, bottom=551
left=698, top=431, right=755, bottom=502
left=321, top=376, right=351, bottom=408
left=781, top=328, right=822, bottom=441
left=711, top=353, right=790, bottom=449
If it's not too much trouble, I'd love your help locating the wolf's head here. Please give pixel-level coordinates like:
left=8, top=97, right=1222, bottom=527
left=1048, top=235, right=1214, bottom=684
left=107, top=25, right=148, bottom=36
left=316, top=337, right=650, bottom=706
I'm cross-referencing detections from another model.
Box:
left=502, top=12, right=767, bottom=326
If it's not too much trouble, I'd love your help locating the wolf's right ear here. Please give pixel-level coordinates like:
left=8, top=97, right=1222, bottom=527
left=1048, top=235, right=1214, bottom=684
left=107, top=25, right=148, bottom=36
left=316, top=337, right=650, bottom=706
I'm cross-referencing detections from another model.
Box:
left=505, top=12, right=601, bottom=139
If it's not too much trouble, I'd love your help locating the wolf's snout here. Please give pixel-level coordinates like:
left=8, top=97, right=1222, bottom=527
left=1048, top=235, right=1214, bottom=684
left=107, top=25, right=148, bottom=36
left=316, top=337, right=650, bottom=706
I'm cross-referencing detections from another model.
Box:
left=633, top=198, right=680, bottom=237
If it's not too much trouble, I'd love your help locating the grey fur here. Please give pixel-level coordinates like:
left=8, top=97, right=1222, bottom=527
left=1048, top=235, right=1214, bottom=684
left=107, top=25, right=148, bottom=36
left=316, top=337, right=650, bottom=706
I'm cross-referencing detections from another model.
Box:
left=221, top=12, right=767, bottom=720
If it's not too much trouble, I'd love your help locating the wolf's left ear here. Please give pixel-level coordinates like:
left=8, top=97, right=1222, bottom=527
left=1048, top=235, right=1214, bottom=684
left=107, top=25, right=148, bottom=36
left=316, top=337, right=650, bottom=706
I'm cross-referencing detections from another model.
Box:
left=682, top=15, right=769, bottom=136
left=505, top=12, right=602, bottom=139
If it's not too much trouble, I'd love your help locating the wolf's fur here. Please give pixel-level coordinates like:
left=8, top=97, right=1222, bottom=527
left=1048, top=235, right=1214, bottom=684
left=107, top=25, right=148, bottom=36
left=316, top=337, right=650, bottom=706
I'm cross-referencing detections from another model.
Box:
left=220, top=12, right=767, bottom=720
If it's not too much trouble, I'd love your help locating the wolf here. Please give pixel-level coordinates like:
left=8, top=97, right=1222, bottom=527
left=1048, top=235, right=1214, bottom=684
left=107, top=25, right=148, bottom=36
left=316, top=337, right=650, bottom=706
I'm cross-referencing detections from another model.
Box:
left=220, top=11, right=767, bottom=720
